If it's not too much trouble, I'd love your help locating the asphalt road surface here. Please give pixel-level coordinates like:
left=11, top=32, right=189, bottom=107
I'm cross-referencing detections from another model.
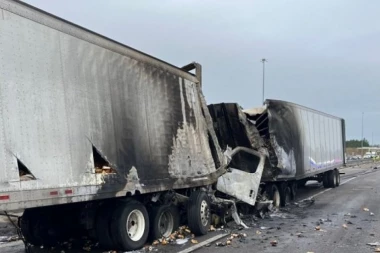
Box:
left=1, top=162, right=379, bottom=253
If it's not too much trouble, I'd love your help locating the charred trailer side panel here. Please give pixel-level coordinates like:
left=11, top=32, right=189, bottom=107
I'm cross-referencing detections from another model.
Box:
left=209, top=100, right=345, bottom=208
left=0, top=0, right=225, bottom=212
left=253, top=99, right=346, bottom=181
left=0, top=0, right=231, bottom=250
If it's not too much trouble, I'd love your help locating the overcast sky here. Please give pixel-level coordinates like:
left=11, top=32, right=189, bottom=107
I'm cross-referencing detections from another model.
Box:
left=24, top=0, right=380, bottom=144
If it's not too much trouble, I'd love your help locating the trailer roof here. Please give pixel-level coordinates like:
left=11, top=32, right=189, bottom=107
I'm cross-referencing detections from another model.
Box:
left=0, top=0, right=198, bottom=83
left=265, top=99, right=343, bottom=120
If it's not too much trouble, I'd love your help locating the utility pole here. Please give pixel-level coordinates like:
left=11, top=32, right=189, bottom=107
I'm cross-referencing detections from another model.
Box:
left=261, top=58, right=267, bottom=105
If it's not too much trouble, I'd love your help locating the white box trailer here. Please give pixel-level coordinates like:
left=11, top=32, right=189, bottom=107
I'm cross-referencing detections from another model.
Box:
left=0, top=0, right=266, bottom=251
left=209, top=99, right=346, bottom=208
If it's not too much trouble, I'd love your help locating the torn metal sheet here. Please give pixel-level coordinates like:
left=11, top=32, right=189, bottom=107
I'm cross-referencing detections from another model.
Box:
left=216, top=148, right=267, bottom=206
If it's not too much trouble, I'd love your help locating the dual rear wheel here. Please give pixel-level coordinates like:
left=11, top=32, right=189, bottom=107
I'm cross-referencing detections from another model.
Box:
left=323, top=169, right=340, bottom=188
left=95, top=190, right=210, bottom=251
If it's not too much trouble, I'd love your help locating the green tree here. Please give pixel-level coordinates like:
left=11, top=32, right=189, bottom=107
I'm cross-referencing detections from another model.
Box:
left=346, top=139, right=370, bottom=148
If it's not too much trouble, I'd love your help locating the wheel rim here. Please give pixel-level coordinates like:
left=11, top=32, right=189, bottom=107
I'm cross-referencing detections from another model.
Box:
left=158, top=209, right=174, bottom=237
left=272, top=187, right=280, bottom=207
left=200, top=200, right=209, bottom=227
left=126, top=210, right=145, bottom=242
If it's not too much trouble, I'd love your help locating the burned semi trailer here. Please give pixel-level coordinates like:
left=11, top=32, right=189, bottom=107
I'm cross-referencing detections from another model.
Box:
left=0, top=0, right=266, bottom=251
left=209, top=99, right=346, bottom=207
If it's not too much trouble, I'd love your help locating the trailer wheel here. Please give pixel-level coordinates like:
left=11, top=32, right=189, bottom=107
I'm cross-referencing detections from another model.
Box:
left=96, top=204, right=116, bottom=249
left=323, top=172, right=329, bottom=188
left=334, top=169, right=340, bottom=187
left=290, top=182, right=297, bottom=200
left=110, top=200, right=149, bottom=251
left=20, top=209, right=39, bottom=246
left=21, top=208, right=55, bottom=246
left=297, top=179, right=307, bottom=188
left=149, top=204, right=179, bottom=240
left=187, top=191, right=210, bottom=235
left=280, top=185, right=292, bottom=207
left=266, top=184, right=281, bottom=208
left=328, top=170, right=336, bottom=188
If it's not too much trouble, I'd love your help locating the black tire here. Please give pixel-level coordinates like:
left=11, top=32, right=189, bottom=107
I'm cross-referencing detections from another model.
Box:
left=21, top=208, right=56, bottom=246
left=96, top=204, right=116, bottom=250
left=149, top=205, right=180, bottom=240
left=328, top=170, right=336, bottom=188
left=290, top=182, right=297, bottom=200
left=335, top=169, right=340, bottom=187
left=110, top=200, right=149, bottom=251
left=323, top=172, right=330, bottom=188
left=20, top=209, right=39, bottom=246
left=297, top=179, right=308, bottom=188
left=187, top=191, right=211, bottom=235
left=280, top=185, right=291, bottom=207
left=265, top=184, right=281, bottom=208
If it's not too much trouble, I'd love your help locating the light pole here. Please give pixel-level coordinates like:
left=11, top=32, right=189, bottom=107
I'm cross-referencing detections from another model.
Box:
left=361, top=112, right=364, bottom=157
left=261, top=58, right=267, bottom=105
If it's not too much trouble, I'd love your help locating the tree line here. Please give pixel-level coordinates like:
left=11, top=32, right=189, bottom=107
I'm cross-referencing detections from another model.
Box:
left=346, top=139, right=369, bottom=148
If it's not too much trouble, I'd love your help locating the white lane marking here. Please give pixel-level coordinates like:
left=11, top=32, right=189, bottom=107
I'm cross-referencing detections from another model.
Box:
left=299, top=177, right=357, bottom=202
left=340, top=177, right=356, bottom=186
left=177, top=233, right=229, bottom=253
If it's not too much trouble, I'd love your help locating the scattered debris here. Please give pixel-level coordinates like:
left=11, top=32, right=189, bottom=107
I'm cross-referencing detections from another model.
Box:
left=363, top=208, right=370, bottom=212
left=357, top=227, right=363, bottom=230
left=152, top=240, right=159, bottom=246
left=343, top=224, right=348, bottom=229
left=351, top=215, right=357, bottom=218
left=375, top=248, right=380, bottom=252
left=344, top=213, right=351, bottom=216
left=260, top=226, right=270, bottom=230
left=95, top=166, right=116, bottom=174
left=367, top=242, right=380, bottom=246
left=191, top=239, right=198, bottom=244
left=294, top=198, right=315, bottom=208
left=209, top=225, right=216, bottom=232
left=176, top=238, right=189, bottom=245
left=315, top=226, right=321, bottom=231
left=226, top=240, right=231, bottom=245
left=347, top=221, right=354, bottom=225
left=216, top=241, right=226, bottom=247
left=0, top=235, right=20, bottom=244
left=370, top=212, right=375, bottom=216
left=296, top=233, right=306, bottom=238
left=270, top=240, right=278, bottom=247
left=256, top=230, right=262, bottom=235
